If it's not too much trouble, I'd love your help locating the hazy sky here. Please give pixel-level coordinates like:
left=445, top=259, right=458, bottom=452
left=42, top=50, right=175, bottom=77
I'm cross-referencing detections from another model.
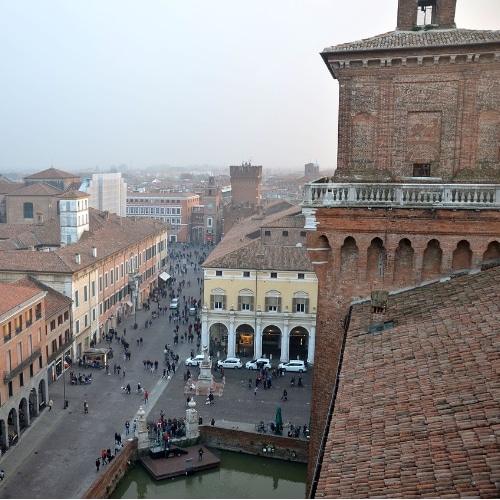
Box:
left=1, top=0, right=499, bottom=174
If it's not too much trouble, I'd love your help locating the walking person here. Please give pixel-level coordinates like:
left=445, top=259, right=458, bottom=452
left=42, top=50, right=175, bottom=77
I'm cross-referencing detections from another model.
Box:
left=198, top=447, right=204, bottom=461
left=125, top=421, right=130, bottom=436
left=281, top=389, right=288, bottom=402
left=95, top=457, right=101, bottom=472
left=48, top=399, right=53, bottom=410
left=84, top=400, right=89, bottom=413
left=144, top=390, right=149, bottom=404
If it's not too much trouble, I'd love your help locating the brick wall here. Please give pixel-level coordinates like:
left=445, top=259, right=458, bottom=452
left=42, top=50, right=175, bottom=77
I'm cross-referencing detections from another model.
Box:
left=305, top=206, right=500, bottom=490
left=200, top=425, right=309, bottom=463
left=82, top=439, right=137, bottom=499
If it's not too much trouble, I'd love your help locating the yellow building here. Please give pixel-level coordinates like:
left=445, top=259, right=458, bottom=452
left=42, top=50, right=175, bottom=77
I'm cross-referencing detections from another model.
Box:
left=201, top=201, right=317, bottom=365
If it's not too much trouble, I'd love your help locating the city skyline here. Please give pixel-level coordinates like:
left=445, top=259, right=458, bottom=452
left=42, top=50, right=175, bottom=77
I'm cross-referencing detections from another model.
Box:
left=0, top=0, right=498, bottom=174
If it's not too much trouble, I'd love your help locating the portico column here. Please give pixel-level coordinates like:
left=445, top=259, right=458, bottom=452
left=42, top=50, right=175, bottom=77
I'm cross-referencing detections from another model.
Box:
left=308, top=324, right=316, bottom=364
left=201, top=304, right=209, bottom=349
left=255, top=310, right=262, bottom=357
left=228, top=307, right=236, bottom=357
left=282, top=312, right=290, bottom=363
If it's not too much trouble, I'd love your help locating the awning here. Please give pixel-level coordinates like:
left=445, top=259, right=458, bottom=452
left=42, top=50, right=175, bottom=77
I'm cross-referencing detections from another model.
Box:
left=125, top=301, right=133, bottom=308
left=159, top=272, right=171, bottom=281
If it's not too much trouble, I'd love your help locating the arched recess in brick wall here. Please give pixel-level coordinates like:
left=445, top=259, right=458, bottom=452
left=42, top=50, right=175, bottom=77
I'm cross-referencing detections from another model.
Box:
left=451, top=240, right=472, bottom=271
left=366, top=237, right=387, bottom=283
left=393, top=238, right=414, bottom=285
left=482, top=241, right=500, bottom=267
left=317, top=234, right=330, bottom=249
left=340, top=236, right=359, bottom=279
left=421, top=239, right=443, bottom=281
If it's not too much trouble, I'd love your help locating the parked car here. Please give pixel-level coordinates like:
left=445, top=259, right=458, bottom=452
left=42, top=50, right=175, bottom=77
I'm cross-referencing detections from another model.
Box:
left=217, top=357, right=242, bottom=369
left=278, top=360, right=307, bottom=373
left=185, top=354, right=207, bottom=366
left=188, top=306, right=197, bottom=316
left=170, top=298, right=179, bottom=309
left=245, top=358, right=272, bottom=370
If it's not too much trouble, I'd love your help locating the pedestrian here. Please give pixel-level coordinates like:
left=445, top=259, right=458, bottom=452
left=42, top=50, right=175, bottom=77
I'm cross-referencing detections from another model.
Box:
left=101, top=449, right=107, bottom=465
left=117, top=365, right=121, bottom=375
left=162, top=368, right=167, bottom=379
left=198, top=447, right=204, bottom=461
left=95, top=457, right=101, bottom=472
left=137, top=383, right=141, bottom=394
left=211, top=418, right=215, bottom=426
left=254, top=386, right=258, bottom=396
left=125, top=421, right=130, bottom=436
left=105, top=364, right=109, bottom=375
left=123, top=367, right=126, bottom=378
left=84, top=400, right=89, bottom=413
left=48, top=399, right=53, bottom=410
left=126, top=383, right=131, bottom=394
left=144, top=390, right=149, bottom=404
left=282, top=389, right=288, bottom=402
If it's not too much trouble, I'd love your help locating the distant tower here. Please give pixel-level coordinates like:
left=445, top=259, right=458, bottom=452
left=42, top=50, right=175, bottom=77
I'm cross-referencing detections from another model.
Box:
left=59, top=190, right=90, bottom=246
left=229, top=162, right=262, bottom=206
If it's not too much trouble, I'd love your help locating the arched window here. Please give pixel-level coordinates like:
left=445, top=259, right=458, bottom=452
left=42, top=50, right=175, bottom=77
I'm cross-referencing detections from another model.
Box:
left=23, top=202, right=34, bottom=219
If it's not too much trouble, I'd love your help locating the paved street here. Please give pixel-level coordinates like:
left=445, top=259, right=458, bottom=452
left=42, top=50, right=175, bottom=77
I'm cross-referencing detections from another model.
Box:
left=0, top=244, right=312, bottom=499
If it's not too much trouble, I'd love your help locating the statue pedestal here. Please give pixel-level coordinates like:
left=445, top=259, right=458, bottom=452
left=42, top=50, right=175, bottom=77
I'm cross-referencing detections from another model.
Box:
left=197, top=361, right=215, bottom=393
left=185, top=399, right=199, bottom=439
left=136, top=406, right=149, bottom=450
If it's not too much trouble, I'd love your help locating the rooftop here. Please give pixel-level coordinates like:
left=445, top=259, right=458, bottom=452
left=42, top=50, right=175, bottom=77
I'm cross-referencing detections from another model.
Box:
left=315, top=266, right=500, bottom=497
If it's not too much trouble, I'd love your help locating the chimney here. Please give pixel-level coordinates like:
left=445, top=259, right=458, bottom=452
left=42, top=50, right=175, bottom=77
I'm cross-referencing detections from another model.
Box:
left=92, top=246, right=97, bottom=258
left=75, top=253, right=81, bottom=264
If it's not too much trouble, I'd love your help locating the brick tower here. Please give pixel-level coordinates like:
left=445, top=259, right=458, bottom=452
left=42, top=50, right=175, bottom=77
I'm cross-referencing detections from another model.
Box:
left=229, top=162, right=262, bottom=207
left=304, top=0, right=500, bottom=494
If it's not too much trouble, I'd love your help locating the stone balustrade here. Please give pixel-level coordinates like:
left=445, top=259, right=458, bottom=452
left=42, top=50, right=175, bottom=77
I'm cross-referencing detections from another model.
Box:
left=302, top=182, right=500, bottom=209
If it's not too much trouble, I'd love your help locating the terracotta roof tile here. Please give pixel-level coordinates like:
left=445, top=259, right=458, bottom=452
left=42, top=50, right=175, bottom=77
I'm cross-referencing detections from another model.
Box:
left=6, top=182, right=62, bottom=196
left=14, top=275, right=71, bottom=317
left=315, top=266, right=500, bottom=497
left=0, top=281, right=44, bottom=316
left=322, top=28, right=500, bottom=54
left=24, top=167, right=78, bottom=180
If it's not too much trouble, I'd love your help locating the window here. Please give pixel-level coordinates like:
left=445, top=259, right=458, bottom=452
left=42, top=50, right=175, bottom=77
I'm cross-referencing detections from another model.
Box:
left=243, top=271, right=250, bottom=277
left=110, top=269, right=114, bottom=284
left=264, top=230, right=271, bottom=236
left=92, top=308, right=96, bottom=322
left=238, top=291, right=254, bottom=311
left=105, top=272, right=108, bottom=288
left=282, top=231, right=288, bottom=237
left=300, top=231, right=306, bottom=237
left=84, top=314, right=89, bottom=328
left=298, top=273, right=304, bottom=279
left=210, top=292, right=226, bottom=310
left=216, top=270, right=222, bottom=276
left=50, top=320, right=56, bottom=331
left=99, top=276, right=103, bottom=293
left=265, top=293, right=281, bottom=312
left=293, top=293, right=309, bottom=313
left=64, top=311, right=69, bottom=321
left=84, top=285, right=88, bottom=302
left=23, top=202, right=34, bottom=219
left=413, top=163, right=431, bottom=177
left=74, top=290, right=79, bottom=308
left=271, top=272, right=277, bottom=279
left=91, top=280, right=96, bottom=297
left=75, top=320, right=80, bottom=334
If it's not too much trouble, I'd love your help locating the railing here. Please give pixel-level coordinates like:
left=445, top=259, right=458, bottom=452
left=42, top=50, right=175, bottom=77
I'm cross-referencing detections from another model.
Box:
left=3, top=348, right=42, bottom=382
left=302, top=182, right=500, bottom=209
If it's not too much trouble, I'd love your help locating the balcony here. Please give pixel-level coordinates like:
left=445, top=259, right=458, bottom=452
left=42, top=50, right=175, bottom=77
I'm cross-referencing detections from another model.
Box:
left=15, top=326, right=23, bottom=335
left=302, top=182, right=500, bottom=210
left=3, top=348, right=42, bottom=382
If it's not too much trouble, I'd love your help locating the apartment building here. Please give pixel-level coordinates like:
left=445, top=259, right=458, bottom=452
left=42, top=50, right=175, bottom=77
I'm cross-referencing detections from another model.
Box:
left=201, top=200, right=317, bottom=364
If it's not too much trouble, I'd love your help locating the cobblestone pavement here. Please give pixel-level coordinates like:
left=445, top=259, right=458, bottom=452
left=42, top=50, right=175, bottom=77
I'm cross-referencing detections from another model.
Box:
left=0, top=244, right=312, bottom=499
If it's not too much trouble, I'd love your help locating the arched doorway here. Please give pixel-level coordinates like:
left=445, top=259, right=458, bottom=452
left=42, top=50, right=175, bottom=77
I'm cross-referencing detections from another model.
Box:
left=289, top=327, right=309, bottom=361
left=209, top=322, right=228, bottom=358
left=236, top=324, right=254, bottom=358
left=262, top=325, right=282, bottom=362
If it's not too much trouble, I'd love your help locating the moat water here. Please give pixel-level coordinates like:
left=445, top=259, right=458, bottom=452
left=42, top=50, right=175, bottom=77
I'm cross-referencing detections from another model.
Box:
left=110, top=449, right=307, bottom=499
